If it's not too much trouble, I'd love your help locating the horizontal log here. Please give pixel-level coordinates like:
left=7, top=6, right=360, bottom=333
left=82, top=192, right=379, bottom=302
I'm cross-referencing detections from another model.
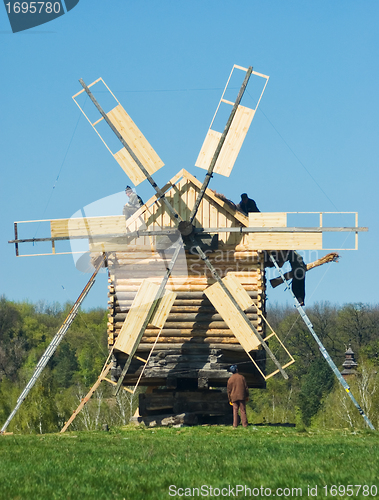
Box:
left=110, top=290, right=261, bottom=300
left=111, top=276, right=261, bottom=286
left=109, top=303, right=262, bottom=315
left=119, top=328, right=262, bottom=336
left=109, top=312, right=259, bottom=323
left=138, top=331, right=239, bottom=338
left=110, top=319, right=261, bottom=330
left=140, top=336, right=241, bottom=344
left=108, top=302, right=262, bottom=312
left=110, top=283, right=262, bottom=293
left=109, top=290, right=260, bottom=300
left=111, top=326, right=263, bottom=339
left=108, top=247, right=259, bottom=256
left=133, top=343, right=249, bottom=351
left=110, top=264, right=261, bottom=276
left=111, top=275, right=261, bottom=286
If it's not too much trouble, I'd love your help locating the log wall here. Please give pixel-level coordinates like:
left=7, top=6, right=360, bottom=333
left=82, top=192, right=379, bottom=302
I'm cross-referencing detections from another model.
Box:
left=107, top=247, right=267, bottom=387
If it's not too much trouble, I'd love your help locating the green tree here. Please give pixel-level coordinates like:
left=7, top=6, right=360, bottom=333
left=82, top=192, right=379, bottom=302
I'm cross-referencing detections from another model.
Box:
left=298, top=358, right=334, bottom=426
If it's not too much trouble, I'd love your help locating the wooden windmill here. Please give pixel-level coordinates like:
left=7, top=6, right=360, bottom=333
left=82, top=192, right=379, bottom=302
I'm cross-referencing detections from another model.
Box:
left=5, top=65, right=367, bottom=430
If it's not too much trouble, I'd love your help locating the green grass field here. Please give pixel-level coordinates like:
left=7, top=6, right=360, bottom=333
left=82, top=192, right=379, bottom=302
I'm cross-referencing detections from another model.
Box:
left=0, top=426, right=378, bottom=500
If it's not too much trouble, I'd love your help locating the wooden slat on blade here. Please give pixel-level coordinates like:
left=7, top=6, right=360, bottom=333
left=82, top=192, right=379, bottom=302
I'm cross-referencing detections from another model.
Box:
left=51, top=216, right=126, bottom=238
left=195, top=129, right=222, bottom=171
left=213, top=105, right=255, bottom=177
left=222, top=274, right=253, bottom=311
left=244, top=232, right=323, bottom=250
left=194, top=105, right=255, bottom=178
left=107, top=104, right=164, bottom=185
left=114, top=280, right=175, bottom=354
left=249, top=212, right=287, bottom=228
left=114, top=148, right=147, bottom=186
left=204, top=281, right=260, bottom=351
left=150, top=288, right=177, bottom=328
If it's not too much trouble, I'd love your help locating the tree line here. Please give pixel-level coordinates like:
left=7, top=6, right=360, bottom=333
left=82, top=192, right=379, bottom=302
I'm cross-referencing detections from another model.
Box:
left=251, top=301, right=379, bottom=429
left=0, top=296, right=137, bottom=433
left=1, top=296, right=379, bottom=433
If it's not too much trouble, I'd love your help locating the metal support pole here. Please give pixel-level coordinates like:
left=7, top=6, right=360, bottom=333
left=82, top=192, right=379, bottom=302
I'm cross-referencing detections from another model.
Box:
left=269, top=253, right=375, bottom=430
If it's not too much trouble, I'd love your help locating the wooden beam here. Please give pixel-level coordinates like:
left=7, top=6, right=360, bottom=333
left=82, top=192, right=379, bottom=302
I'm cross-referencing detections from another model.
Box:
left=60, top=363, right=112, bottom=433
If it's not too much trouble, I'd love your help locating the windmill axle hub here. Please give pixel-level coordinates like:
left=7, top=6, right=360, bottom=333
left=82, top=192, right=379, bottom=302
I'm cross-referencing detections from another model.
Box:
left=178, top=220, right=194, bottom=236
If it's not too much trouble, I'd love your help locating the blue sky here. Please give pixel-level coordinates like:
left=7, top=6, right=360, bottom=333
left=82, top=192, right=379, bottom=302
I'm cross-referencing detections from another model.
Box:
left=1, top=1, right=378, bottom=311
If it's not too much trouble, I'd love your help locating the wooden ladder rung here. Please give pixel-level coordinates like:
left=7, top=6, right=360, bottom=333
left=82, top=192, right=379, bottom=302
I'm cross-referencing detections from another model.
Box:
left=135, top=356, right=147, bottom=363
left=93, top=116, right=104, bottom=127
left=263, top=332, right=276, bottom=341
left=281, top=360, right=296, bottom=370
left=221, top=98, right=234, bottom=106
left=103, top=377, right=134, bottom=394
left=264, top=359, right=296, bottom=381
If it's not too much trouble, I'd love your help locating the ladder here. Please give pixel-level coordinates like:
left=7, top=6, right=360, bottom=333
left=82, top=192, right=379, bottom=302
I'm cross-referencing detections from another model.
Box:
left=0, top=254, right=106, bottom=434
left=269, top=254, right=375, bottom=430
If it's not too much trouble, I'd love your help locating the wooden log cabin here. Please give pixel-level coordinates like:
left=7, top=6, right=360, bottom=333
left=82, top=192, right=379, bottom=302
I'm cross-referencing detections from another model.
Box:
left=93, top=169, right=273, bottom=422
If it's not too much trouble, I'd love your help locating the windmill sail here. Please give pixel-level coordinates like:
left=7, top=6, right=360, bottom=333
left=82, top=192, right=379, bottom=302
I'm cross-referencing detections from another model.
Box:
left=195, top=65, right=269, bottom=177
left=73, top=78, right=164, bottom=186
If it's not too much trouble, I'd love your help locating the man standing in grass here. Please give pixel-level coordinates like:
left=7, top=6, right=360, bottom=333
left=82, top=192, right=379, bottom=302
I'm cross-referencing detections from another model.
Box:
left=227, top=365, right=249, bottom=428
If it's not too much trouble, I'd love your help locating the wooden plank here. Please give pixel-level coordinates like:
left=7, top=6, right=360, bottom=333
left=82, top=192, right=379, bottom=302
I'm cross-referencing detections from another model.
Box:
left=114, top=148, right=146, bottom=186
left=187, top=184, right=196, bottom=226
left=249, top=212, right=287, bottom=227
left=202, top=196, right=210, bottom=229
left=93, top=117, right=104, bottom=127
left=60, top=363, right=112, bottom=433
left=51, top=216, right=126, bottom=238
left=221, top=274, right=253, bottom=311
left=235, top=64, right=248, bottom=71
left=107, top=104, right=164, bottom=186
left=221, top=99, right=234, bottom=105
left=243, top=232, right=323, bottom=250
left=195, top=106, right=254, bottom=178
left=204, top=281, right=261, bottom=351
left=114, top=280, right=176, bottom=354
left=195, top=129, right=222, bottom=171
left=214, top=105, right=255, bottom=177
left=150, top=287, right=176, bottom=329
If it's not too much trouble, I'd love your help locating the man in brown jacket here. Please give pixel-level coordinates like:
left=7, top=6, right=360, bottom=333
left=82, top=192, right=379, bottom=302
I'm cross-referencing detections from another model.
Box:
left=227, top=365, right=249, bottom=428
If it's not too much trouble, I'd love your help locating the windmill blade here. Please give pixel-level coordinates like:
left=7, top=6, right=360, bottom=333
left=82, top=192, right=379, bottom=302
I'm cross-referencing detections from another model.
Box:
left=204, top=273, right=293, bottom=380
left=194, top=65, right=269, bottom=179
left=189, top=236, right=289, bottom=380
left=73, top=78, right=164, bottom=186
left=113, top=280, right=176, bottom=356
left=204, top=274, right=261, bottom=352
left=189, top=65, right=253, bottom=224
left=73, top=78, right=182, bottom=226
left=113, top=238, right=183, bottom=395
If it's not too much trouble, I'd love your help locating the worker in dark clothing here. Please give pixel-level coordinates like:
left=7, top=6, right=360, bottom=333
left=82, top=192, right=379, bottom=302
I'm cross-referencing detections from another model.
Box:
left=123, top=186, right=144, bottom=219
left=286, top=251, right=306, bottom=306
left=227, top=365, right=249, bottom=428
left=236, top=193, right=260, bottom=216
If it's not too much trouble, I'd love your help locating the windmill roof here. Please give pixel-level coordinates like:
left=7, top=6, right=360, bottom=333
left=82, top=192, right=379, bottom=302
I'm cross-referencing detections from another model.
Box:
left=126, top=168, right=249, bottom=229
